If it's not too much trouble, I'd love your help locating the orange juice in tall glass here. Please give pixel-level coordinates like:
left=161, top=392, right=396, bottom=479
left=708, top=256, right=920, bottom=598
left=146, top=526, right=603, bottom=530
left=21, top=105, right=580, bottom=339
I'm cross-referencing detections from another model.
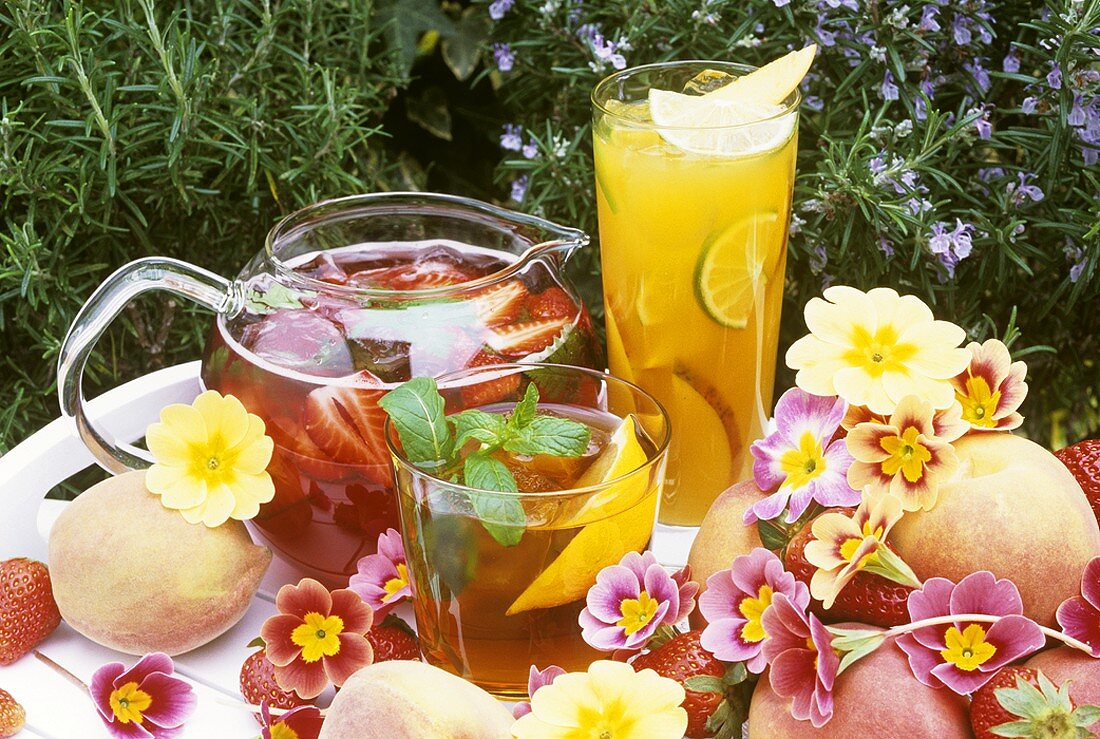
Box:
left=592, top=51, right=810, bottom=530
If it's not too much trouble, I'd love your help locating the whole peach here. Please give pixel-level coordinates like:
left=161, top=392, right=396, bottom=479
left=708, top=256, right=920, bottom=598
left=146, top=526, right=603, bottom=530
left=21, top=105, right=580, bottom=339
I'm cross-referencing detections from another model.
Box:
left=891, top=433, right=1100, bottom=626
left=748, top=634, right=971, bottom=738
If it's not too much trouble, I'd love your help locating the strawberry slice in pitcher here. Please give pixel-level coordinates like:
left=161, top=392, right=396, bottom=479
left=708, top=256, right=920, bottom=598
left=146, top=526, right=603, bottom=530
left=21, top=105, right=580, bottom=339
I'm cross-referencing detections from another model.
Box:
left=469, top=280, right=528, bottom=327
left=487, top=316, right=571, bottom=357
left=349, top=261, right=473, bottom=290
left=304, top=371, right=392, bottom=486
left=458, top=350, right=522, bottom=408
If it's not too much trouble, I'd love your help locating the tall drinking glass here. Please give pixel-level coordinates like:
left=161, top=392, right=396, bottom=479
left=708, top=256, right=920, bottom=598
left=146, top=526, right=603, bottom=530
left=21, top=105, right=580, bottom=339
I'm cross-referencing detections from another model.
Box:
left=388, top=364, right=670, bottom=697
left=592, top=61, right=800, bottom=538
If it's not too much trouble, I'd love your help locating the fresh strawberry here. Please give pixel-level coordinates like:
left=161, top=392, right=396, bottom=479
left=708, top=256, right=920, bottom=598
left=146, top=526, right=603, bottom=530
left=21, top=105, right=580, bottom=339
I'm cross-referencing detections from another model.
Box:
left=631, top=631, right=749, bottom=739
left=458, top=351, right=522, bottom=408
left=239, top=647, right=309, bottom=716
left=783, top=514, right=914, bottom=628
left=0, top=689, right=24, bottom=738
left=0, top=558, right=61, bottom=665
left=970, top=666, right=1098, bottom=739
left=469, top=280, right=528, bottom=327
left=487, top=317, right=571, bottom=358
left=1055, top=439, right=1100, bottom=525
left=367, top=615, right=421, bottom=662
left=303, top=371, right=391, bottom=485
left=351, top=261, right=473, bottom=290
left=527, top=287, right=576, bottom=320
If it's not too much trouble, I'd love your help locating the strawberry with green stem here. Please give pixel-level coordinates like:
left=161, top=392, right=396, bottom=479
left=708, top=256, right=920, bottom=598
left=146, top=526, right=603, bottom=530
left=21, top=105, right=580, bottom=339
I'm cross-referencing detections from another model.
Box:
left=970, top=666, right=1100, bottom=739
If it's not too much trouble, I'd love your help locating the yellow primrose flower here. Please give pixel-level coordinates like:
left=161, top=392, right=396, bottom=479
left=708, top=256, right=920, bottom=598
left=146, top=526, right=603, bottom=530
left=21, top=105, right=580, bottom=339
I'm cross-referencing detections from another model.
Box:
left=146, top=390, right=275, bottom=527
left=512, top=660, right=687, bottom=739
left=786, top=286, right=971, bottom=415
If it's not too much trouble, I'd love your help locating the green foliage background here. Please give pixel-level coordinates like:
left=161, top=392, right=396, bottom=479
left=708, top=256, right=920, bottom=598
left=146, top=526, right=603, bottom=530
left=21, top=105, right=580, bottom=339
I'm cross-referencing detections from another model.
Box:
left=1, top=0, right=1098, bottom=455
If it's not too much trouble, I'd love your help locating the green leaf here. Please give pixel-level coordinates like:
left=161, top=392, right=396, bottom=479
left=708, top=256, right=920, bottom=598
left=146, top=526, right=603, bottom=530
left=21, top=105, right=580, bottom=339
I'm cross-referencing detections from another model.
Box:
left=509, top=383, right=539, bottom=430
left=463, top=453, right=525, bottom=547
left=405, top=86, right=452, bottom=141
left=684, top=675, right=726, bottom=694
left=722, top=662, right=749, bottom=686
left=756, top=518, right=789, bottom=551
left=377, top=0, right=456, bottom=78
left=380, top=377, right=454, bottom=466
left=441, top=6, right=489, bottom=81
left=1073, top=705, right=1100, bottom=726
left=836, top=631, right=885, bottom=675
left=994, top=677, right=1048, bottom=720
left=246, top=281, right=306, bottom=314
left=990, top=720, right=1039, bottom=738
left=504, top=415, right=590, bottom=457
left=451, top=409, right=507, bottom=449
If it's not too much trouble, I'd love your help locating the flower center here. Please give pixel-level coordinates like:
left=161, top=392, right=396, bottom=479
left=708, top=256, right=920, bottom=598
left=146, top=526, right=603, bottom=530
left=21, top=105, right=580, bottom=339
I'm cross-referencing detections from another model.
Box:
left=616, top=590, right=659, bottom=636
left=383, top=563, right=409, bottom=601
left=779, top=432, right=828, bottom=489
left=957, top=376, right=1001, bottom=428
left=940, top=624, right=997, bottom=671
left=879, top=426, right=932, bottom=482
left=291, top=611, right=345, bottom=663
left=109, top=682, right=152, bottom=725
left=738, top=584, right=774, bottom=643
left=844, top=324, right=917, bottom=378
left=270, top=722, right=300, bottom=739
left=207, top=456, right=220, bottom=470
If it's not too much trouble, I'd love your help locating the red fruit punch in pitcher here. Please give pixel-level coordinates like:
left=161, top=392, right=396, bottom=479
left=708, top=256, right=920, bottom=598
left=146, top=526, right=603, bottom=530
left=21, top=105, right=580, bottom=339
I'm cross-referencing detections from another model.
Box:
left=58, top=194, right=600, bottom=586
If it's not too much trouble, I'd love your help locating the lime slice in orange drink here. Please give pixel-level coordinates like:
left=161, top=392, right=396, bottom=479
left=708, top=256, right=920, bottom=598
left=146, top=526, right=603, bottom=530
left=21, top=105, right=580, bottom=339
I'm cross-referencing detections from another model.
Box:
left=695, top=211, right=781, bottom=328
left=506, top=415, right=656, bottom=615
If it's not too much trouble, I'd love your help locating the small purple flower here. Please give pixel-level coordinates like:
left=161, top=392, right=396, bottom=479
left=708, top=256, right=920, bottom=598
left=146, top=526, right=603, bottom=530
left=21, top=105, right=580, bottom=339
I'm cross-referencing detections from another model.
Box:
left=348, top=528, right=411, bottom=615
left=950, top=219, right=975, bottom=259
left=521, top=137, right=539, bottom=159
left=953, top=17, right=972, bottom=46
left=488, top=0, right=514, bottom=21
left=881, top=70, right=899, bottom=101
left=803, top=95, right=824, bottom=112
left=492, top=42, right=515, bottom=72
left=974, top=113, right=992, bottom=140
left=510, top=175, right=528, bottom=202
left=579, top=551, right=698, bottom=652
left=1007, top=172, right=1045, bottom=206
left=1069, top=95, right=1086, bottom=127
left=746, top=388, right=859, bottom=524
left=878, top=235, right=895, bottom=257
left=772, top=0, right=791, bottom=6
left=90, top=653, right=197, bottom=739
left=1047, top=64, right=1063, bottom=90
left=1022, top=96, right=1039, bottom=114
left=699, top=548, right=810, bottom=673
left=928, top=221, right=952, bottom=255
left=1003, top=48, right=1020, bottom=74
left=809, top=245, right=828, bottom=273
left=1067, top=244, right=1088, bottom=283
left=907, top=197, right=932, bottom=215
left=918, top=5, right=940, bottom=32
left=897, top=572, right=1046, bottom=695
left=500, top=123, right=523, bottom=151
left=965, top=59, right=991, bottom=95
left=513, top=665, right=566, bottom=718
left=868, top=154, right=887, bottom=178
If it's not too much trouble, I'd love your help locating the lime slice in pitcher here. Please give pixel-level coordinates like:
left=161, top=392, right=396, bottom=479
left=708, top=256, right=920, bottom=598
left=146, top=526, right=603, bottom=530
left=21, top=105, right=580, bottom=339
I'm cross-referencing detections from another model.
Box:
left=694, top=212, right=780, bottom=329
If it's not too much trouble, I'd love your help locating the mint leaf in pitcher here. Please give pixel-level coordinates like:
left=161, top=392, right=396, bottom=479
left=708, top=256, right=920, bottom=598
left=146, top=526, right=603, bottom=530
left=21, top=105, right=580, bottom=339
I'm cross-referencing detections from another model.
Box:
left=504, top=415, right=590, bottom=457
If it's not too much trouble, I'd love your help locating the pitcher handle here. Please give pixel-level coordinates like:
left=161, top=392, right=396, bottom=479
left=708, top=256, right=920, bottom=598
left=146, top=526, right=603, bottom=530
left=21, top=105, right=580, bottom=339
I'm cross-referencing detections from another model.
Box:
left=57, top=257, right=244, bottom=473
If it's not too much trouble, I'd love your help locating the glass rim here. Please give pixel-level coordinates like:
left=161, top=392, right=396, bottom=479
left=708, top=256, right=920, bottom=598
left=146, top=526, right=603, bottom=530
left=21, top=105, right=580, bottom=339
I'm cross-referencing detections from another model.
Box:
left=591, top=59, right=802, bottom=131
left=262, top=192, right=589, bottom=298
left=384, top=362, right=672, bottom=499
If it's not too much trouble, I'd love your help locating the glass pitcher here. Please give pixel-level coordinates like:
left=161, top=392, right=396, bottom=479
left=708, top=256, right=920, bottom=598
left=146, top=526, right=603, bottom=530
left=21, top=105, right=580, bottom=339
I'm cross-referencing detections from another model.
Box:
left=58, top=193, right=601, bottom=584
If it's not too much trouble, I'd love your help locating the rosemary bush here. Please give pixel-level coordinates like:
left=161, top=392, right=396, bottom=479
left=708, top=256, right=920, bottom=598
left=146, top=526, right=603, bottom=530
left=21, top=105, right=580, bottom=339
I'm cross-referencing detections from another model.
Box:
left=1, top=0, right=1097, bottom=452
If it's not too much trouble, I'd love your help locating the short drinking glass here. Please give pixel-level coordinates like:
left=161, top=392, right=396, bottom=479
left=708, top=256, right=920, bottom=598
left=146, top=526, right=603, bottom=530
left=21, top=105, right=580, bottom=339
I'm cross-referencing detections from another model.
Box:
left=388, top=363, right=670, bottom=697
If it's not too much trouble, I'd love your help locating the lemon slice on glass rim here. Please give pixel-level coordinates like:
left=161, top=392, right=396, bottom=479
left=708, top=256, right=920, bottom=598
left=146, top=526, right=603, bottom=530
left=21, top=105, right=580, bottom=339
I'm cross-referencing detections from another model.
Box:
left=695, top=211, right=782, bottom=328
left=648, top=45, right=815, bottom=156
